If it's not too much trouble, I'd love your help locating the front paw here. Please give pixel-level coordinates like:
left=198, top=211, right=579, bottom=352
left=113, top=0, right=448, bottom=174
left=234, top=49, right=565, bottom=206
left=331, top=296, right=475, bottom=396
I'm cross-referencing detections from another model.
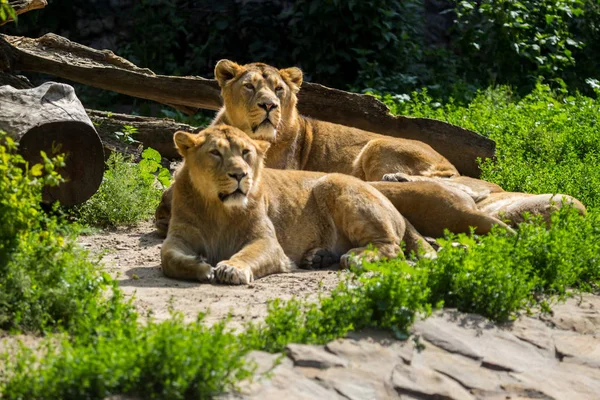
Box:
left=196, top=258, right=215, bottom=282
left=215, top=260, right=254, bottom=285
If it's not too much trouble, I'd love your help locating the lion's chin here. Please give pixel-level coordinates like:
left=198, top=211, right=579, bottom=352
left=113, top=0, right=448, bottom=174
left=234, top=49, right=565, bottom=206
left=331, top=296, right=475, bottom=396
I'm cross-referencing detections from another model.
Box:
left=250, top=123, right=277, bottom=142
left=222, top=192, right=249, bottom=209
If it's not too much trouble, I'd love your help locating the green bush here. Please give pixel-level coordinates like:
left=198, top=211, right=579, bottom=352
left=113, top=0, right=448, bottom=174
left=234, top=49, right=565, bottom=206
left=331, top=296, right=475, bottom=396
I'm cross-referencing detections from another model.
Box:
left=76, top=148, right=170, bottom=228
left=454, top=0, right=585, bottom=91
left=0, top=132, right=127, bottom=333
left=1, top=314, right=253, bottom=400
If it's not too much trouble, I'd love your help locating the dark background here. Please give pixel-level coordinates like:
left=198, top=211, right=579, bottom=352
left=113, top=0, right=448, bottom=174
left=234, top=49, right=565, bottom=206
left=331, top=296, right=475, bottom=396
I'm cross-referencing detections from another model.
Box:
left=5, top=0, right=600, bottom=114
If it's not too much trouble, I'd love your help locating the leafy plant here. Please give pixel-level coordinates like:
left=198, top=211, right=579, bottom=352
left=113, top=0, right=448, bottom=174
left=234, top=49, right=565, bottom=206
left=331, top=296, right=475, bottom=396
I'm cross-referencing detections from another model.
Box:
left=112, top=124, right=140, bottom=145
left=0, top=0, right=16, bottom=23
left=76, top=148, right=169, bottom=228
left=454, top=0, right=585, bottom=92
left=0, top=132, right=128, bottom=333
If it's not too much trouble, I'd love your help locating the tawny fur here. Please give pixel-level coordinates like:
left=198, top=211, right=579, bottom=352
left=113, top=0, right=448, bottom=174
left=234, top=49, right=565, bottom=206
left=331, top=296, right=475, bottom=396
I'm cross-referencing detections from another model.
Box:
left=155, top=60, right=586, bottom=234
left=384, top=175, right=587, bottom=227
left=161, top=126, right=437, bottom=285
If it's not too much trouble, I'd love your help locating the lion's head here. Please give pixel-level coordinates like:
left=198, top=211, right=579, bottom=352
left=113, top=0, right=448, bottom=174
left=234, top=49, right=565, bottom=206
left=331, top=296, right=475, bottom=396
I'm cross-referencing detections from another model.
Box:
left=214, top=59, right=303, bottom=142
left=174, top=125, right=271, bottom=209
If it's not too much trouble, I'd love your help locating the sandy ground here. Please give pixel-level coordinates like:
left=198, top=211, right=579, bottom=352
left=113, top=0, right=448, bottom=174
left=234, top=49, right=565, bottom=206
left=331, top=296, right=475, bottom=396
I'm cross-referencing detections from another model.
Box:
left=79, top=221, right=343, bottom=329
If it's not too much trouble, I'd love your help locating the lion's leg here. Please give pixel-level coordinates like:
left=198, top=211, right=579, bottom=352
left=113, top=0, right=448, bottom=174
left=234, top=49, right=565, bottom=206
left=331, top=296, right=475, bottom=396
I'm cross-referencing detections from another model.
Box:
left=161, top=235, right=214, bottom=282
left=313, top=175, right=405, bottom=269
left=353, top=139, right=459, bottom=182
left=480, top=193, right=586, bottom=227
left=215, top=234, right=294, bottom=285
left=155, top=186, right=174, bottom=238
left=402, top=218, right=437, bottom=259
left=300, top=248, right=339, bottom=270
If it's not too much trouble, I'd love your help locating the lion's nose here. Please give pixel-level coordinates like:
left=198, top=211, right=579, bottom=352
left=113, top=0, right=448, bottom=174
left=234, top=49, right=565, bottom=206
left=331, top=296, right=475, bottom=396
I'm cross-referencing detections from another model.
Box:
left=228, top=172, right=247, bottom=182
left=258, top=102, right=278, bottom=112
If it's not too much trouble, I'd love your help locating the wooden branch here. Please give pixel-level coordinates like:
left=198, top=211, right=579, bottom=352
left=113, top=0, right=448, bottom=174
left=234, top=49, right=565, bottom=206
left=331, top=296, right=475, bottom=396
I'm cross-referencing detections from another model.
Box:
left=88, top=110, right=202, bottom=160
left=0, top=0, right=47, bottom=26
left=0, top=33, right=495, bottom=177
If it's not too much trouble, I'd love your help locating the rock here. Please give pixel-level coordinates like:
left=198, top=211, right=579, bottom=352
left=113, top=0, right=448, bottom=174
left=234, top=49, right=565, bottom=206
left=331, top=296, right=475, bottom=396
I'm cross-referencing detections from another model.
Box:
left=418, top=343, right=509, bottom=393
left=316, top=368, right=390, bottom=400
left=501, top=316, right=555, bottom=353
left=411, top=315, right=483, bottom=360
left=414, top=311, right=551, bottom=373
left=542, top=295, right=600, bottom=334
left=285, top=344, right=348, bottom=369
left=392, top=362, right=475, bottom=400
left=553, top=332, right=600, bottom=367
left=510, top=363, right=600, bottom=400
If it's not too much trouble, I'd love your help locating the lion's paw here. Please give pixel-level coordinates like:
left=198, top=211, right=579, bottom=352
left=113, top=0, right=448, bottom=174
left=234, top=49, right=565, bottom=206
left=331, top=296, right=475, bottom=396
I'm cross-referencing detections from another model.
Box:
left=340, top=249, right=381, bottom=270
left=382, top=172, right=412, bottom=182
left=196, top=257, right=215, bottom=282
left=300, top=248, right=338, bottom=270
left=215, top=260, right=254, bottom=285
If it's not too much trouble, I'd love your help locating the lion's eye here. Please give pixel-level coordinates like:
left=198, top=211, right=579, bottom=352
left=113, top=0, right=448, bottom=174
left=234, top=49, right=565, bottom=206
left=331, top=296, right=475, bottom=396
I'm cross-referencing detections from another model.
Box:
left=209, top=149, right=221, bottom=157
left=244, top=83, right=255, bottom=90
left=275, top=86, right=284, bottom=92
left=242, top=149, right=251, bottom=156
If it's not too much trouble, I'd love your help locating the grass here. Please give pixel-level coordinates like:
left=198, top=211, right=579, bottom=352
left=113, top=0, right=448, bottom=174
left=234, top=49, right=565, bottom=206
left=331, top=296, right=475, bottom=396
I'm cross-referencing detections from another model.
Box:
left=1, top=85, right=600, bottom=398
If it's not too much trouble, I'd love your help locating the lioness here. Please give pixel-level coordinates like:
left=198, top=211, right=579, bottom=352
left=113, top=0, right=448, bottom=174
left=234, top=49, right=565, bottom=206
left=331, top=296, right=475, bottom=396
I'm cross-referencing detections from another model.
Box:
left=385, top=173, right=587, bottom=225
left=162, top=125, right=436, bottom=284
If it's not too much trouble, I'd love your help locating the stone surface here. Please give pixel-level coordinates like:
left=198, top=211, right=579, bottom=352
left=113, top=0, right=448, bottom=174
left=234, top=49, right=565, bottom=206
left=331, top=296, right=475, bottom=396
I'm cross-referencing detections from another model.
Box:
left=223, top=295, right=600, bottom=400
left=392, top=362, right=475, bottom=400
left=542, top=294, right=600, bottom=334
left=286, top=344, right=349, bottom=369
left=553, top=332, right=600, bottom=367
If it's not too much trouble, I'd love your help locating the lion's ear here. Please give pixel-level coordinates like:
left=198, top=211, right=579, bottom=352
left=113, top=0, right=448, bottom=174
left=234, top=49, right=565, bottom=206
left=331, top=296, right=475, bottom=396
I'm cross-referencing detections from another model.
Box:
left=279, top=67, right=303, bottom=93
left=253, top=140, right=271, bottom=156
left=215, top=59, right=244, bottom=87
left=174, top=131, right=200, bottom=156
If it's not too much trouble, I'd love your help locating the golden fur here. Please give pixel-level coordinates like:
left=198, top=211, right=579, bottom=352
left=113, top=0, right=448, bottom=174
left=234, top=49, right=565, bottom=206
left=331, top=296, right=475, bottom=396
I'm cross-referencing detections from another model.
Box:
left=155, top=59, right=585, bottom=236
left=387, top=174, right=587, bottom=226
left=212, top=59, right=458, bottom=179
left=161, top=125, right=438, bottom=284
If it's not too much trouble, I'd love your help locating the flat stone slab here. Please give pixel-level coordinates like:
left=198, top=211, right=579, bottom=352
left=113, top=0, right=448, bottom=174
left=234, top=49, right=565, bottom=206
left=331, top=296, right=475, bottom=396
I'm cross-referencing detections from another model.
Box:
left=223, top=295, right=600, bottom=400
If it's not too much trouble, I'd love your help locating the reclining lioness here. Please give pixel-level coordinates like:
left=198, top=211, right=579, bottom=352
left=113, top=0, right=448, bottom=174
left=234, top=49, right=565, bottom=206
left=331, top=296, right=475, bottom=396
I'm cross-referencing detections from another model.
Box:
left=162, top=125, right=437, bottom=284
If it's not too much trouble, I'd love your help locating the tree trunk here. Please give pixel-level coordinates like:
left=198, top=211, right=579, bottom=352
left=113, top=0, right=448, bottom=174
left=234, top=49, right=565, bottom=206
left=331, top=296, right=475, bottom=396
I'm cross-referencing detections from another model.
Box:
left=0, top=82, right=104, bottom=206
left=0, top=0, right=47, bottom=26
left=88, top=109, right=201, bottom=161
left=0, top=33, right=495, bottom=177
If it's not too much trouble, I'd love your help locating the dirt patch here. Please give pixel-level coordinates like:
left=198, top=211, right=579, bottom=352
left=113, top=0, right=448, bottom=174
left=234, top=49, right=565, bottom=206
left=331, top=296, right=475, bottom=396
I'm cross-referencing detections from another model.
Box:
left=79, top=221, right=343, bottom=329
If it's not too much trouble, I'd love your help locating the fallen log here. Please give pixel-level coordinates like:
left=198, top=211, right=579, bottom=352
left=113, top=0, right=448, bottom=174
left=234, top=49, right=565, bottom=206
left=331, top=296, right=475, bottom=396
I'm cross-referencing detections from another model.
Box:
left=0, top=0, right=47, bottom=26
left=0, top=33, right=495, bottom=177
left=0, top=82, right=104, bottom=206
left=88, top=110, right=201, bottom=160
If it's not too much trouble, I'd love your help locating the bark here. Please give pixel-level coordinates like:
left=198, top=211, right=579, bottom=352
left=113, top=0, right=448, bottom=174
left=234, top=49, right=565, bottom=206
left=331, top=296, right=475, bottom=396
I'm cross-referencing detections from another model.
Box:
left=0, top=82, right=104, bottom=206
left=0, top=0, right=47, bottom=26
left=0, top=33, right=495, bottom=177
left=88, top=109, right=202, bottom=161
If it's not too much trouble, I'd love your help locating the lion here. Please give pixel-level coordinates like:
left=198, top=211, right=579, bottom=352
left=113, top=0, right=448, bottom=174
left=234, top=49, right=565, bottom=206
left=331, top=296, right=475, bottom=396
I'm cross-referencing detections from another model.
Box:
left=161, top=127, right=515, bottom=283
left=156, top=59, right=584, bottom=234
left=162, top=125, right=438, bottom=284
left=383, top=173, right=587, bottom=226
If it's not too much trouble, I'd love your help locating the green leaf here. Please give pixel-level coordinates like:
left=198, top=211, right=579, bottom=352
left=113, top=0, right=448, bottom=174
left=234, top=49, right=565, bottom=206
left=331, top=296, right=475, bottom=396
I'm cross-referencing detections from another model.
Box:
left=30, top=164, right=43, bottom=177
left=157, top=168, right=172, bottom=187
left=141, top=148, right=162, bottom=163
